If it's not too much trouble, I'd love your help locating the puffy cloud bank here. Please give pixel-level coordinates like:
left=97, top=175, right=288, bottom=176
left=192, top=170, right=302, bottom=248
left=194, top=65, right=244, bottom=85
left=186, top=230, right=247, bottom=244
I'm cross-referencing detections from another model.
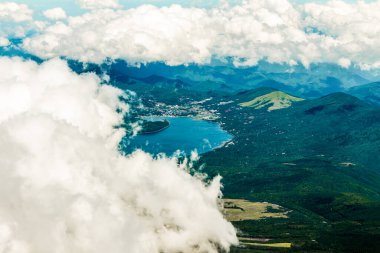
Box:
left=76, top=0, right=121, bottom=10
left=0, top=57, right=237, bottom=253
left=23, top=5, right=213, bottom=65
left=43, top=8, right=67, bottom=20
left=0, top=2, right=32, bottom=22
left=0, top=2, right=35, bottom=38
left=20, top=0, right=380, bottom=69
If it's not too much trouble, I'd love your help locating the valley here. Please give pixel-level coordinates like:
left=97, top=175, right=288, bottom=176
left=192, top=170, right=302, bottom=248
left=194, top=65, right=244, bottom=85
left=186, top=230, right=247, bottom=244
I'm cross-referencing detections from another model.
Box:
left=117, top=75, right=380, bottom=252
left=202, top=89, right=380, bottom=252
left=8, top=49, right=380, bottom=252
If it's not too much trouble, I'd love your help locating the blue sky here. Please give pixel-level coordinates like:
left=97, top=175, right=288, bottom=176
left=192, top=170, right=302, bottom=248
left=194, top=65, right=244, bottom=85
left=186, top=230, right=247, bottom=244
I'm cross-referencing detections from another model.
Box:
left=0, top=0, right=372, bottom=17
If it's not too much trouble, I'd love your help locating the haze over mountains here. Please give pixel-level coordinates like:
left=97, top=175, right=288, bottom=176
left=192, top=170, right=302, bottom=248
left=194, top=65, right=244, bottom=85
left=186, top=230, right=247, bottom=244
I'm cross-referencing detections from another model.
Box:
left=108, top=60, right=380, bottom=97
left=2, top=39, right=380, bottom=101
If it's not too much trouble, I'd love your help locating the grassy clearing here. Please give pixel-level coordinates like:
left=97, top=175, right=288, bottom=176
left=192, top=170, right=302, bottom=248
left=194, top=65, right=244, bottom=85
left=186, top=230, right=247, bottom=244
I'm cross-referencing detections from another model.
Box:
left=224, top=199, right=288, bottom=221
left=239, top=91, right=304, bottom=111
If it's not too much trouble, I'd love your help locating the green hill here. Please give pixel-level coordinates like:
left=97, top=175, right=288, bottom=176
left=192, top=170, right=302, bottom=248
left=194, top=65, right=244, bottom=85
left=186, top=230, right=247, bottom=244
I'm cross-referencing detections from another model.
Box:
left=201, top=90, right=380, bottom=252
left=239, top=91, right=304, bottom=111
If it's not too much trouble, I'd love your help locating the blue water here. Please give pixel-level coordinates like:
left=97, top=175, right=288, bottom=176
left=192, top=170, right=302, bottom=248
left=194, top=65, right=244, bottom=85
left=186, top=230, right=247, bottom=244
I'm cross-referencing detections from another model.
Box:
left=124, top=117, right=232, bottom=156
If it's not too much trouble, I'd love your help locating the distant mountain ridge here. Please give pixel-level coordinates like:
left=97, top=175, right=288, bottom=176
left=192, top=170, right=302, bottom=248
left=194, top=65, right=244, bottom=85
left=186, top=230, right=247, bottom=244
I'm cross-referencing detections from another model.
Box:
left=3, top=44, right=380, bottom=100
left=348, top=82, right=380, bottom=106
left=104, top=60, right=378, bottom=98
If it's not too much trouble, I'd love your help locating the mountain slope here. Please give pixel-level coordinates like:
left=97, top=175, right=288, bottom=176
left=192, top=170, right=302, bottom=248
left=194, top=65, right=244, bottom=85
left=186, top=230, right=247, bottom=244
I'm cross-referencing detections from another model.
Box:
left=348, top=82, right=380, bottom=106
left=202, top=91, right=380, bottom=252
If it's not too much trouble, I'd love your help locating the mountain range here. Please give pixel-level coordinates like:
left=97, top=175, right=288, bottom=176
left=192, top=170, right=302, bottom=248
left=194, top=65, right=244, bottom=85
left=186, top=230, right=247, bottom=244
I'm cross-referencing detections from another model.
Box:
left=105, top=60, right=380, bottom=98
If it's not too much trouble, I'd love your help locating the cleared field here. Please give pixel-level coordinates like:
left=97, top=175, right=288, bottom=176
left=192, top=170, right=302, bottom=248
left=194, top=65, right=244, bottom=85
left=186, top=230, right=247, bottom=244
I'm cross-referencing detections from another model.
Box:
left=223, top=199, right=288, bottom=221
left=241, top=242, right=292, bottom=248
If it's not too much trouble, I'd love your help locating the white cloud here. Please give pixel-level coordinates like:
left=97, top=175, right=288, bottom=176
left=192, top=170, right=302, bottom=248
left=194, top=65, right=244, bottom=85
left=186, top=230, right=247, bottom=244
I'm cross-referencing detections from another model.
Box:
left=0, top=37, right=10, bottom=47
left=24, top=5, right=214, bottom=65
left=338, top=58, right=351, bottom=69
left=76, top=0, right=121, bottom=10
left=43, top=8, right=67, bottom=20
left=303, top=0, right=380, bottom=68
left=0, top=2, right=32, bottom=22
left=0, top=2, right=36, bottom=39
left=0, top=57, right=238, bottom=253
left=21, top=0, right=380, bottom=69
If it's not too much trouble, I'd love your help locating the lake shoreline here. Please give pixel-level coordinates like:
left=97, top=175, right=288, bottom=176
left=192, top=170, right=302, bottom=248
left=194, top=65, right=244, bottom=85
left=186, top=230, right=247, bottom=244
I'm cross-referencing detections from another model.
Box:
left=126, top=116, right=233, bottom=156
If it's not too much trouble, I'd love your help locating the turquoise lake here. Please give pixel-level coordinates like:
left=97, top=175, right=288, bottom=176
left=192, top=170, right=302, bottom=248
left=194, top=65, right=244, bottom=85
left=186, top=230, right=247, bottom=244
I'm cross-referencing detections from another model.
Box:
left=124, top=117, right=232, bottom=156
